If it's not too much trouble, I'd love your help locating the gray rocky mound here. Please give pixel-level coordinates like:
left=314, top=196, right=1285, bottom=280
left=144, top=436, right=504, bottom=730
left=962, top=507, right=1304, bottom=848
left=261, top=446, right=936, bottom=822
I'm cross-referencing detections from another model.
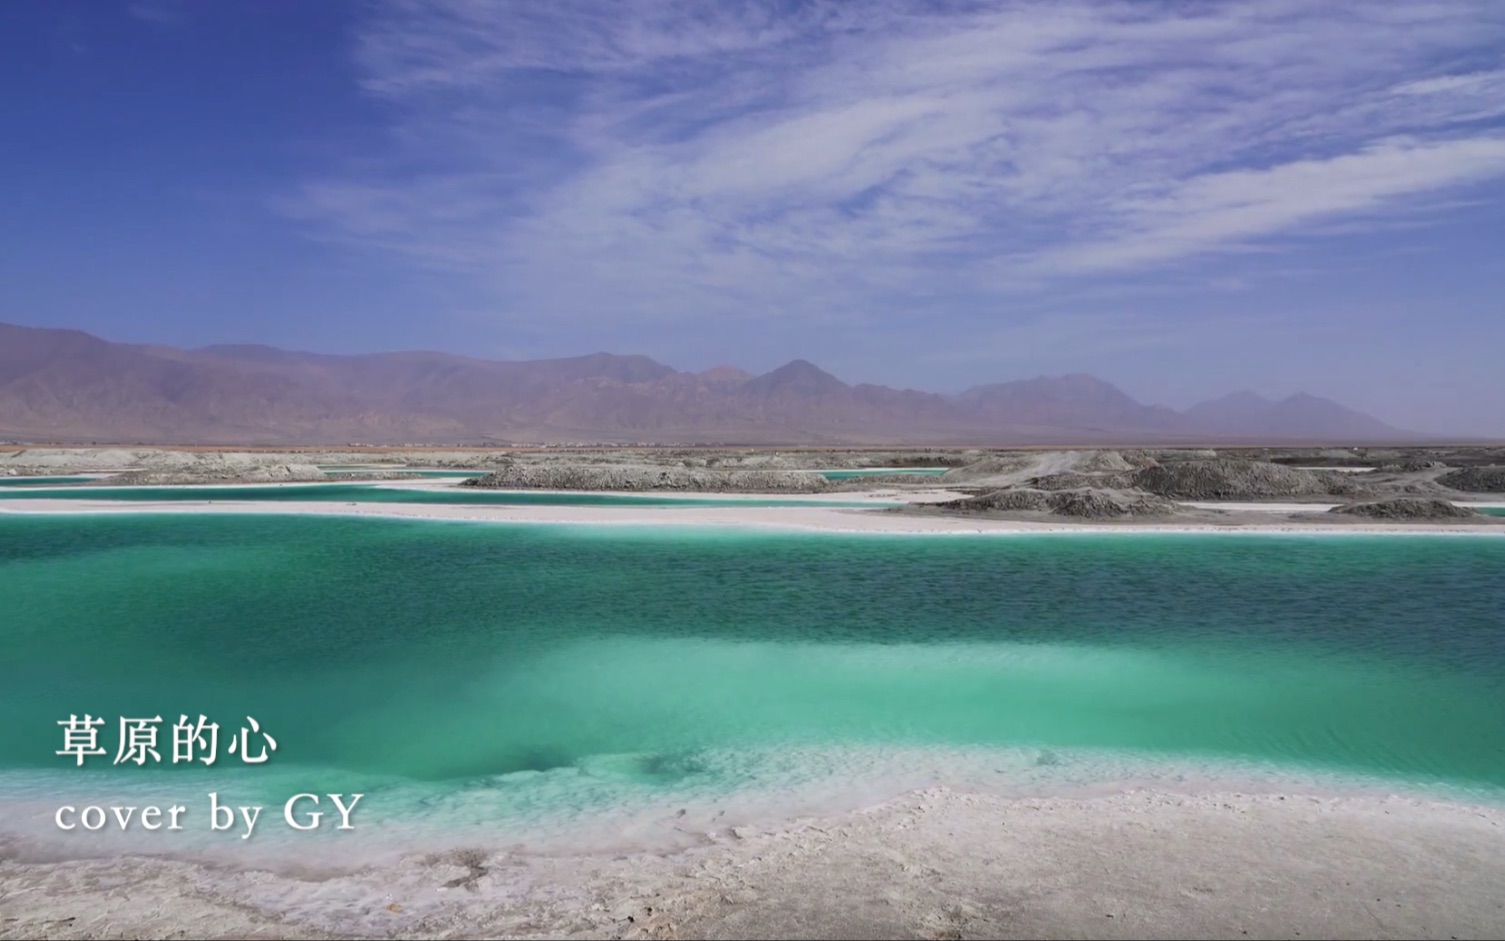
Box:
left=1375, top=458, right=1450, bottom=473
left=1026, top=471, right=1134, bottom=491
left=943, top=451, right=1136, bottom=488
left=89, top=464, right=409, bottom=486
left=933, top=487, right=1178, bottom=519
left=1437, top=466, right=1505, bottom=493
left=462, top=464, right=830, bottom=492
left=939, top=454, right=1039, bottom=482
left=1128, top=460, right=1363, bottom=500
left=1328, top=499, right=1480, bottom=520
left=1071, top=450, right=1135, bottom=473
left=1393, top=480, right=1453, bottom=495
left=1120, top=448, right=1219, bottom=464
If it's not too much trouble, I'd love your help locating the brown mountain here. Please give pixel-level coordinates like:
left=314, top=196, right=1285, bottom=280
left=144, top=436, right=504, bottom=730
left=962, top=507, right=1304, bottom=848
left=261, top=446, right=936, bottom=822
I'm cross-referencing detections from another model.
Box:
left=1183, top=391, right=1401, bottom=440
left=0, top=322, right=1409, bottom=445
left=955, top=374, right=1187, bottom=433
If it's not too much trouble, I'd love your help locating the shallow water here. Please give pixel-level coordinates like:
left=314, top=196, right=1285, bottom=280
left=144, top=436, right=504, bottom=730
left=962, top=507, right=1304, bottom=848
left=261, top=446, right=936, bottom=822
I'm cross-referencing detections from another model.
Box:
left=819, top=468, right=949, bottom=480
left=0, top=482, right=890, bottom=508
left=2, top=515, right=1502, bottom=859
left=0, top=476, right=98, bottom=487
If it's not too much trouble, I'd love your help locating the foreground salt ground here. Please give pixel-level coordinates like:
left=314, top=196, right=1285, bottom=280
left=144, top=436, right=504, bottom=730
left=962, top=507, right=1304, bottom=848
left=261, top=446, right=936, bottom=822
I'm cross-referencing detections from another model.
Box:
left=3, top=787, right=1503, bottom=940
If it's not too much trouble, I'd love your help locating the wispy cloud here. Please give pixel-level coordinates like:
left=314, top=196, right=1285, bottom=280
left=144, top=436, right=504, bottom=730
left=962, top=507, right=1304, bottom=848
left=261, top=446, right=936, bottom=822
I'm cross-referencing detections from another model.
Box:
left=287, top=0, right=1505, bottom=331
left=127, top=1, right=184, bottom=27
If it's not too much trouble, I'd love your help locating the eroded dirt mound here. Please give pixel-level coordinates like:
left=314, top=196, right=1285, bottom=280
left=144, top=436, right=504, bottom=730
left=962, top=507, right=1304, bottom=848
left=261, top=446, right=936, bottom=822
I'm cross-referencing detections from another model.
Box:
left=1437, top=467, right=1505, bottom=493
left=1376, top=458, right=1450, bottom=472
left=1026, top=471, right=1134, bottom=491
left=1129, top=460, right=1363, bottom=500
left=944, top=451, right=1137, bottom=487
left=933, top=487, right=1178, bottom=519
left=1329, top=499, right=1480, bottom=520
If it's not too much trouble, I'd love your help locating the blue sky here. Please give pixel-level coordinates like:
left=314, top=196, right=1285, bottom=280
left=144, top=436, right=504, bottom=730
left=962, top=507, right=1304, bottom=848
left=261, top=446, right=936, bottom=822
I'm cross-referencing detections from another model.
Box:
left=3, top=1, right=1504, bottom=434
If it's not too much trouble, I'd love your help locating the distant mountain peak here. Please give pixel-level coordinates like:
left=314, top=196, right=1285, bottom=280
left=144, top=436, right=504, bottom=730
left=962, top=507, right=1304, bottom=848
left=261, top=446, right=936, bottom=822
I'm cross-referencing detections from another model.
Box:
left=698, top=365, right=753, bottom=384
left=741, top=359, right=849, bottom=396
left=194, top=343, right=313, bottom=364
left=198, top=343, right=284, bottom=354
left=959, top=373, right=1142, bottom=405
left=1280, top=391, right=1328, bottom=405
left=1186, top=388, right=1402, bottom=439
left=1211, top=390, right=1273, bottom=406
left=955, top=373, right=1181, bottom=431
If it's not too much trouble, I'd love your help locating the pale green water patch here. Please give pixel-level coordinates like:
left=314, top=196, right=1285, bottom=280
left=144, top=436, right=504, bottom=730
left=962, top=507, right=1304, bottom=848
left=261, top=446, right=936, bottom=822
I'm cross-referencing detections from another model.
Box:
left=0, top=476, right=97, bottom=487
left=820, top=467, right=949, bottom=480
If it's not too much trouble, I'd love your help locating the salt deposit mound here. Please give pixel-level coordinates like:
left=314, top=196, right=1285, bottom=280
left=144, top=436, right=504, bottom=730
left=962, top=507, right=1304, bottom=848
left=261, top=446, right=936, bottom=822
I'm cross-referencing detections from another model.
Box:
left=1120, top=449, right=1219, bottom=465
left=943, top=451, right=1134, bottom=488
left=1129, top=460, right=1363, bottom=500
left=933, top=487, right=1178, bottom=519
left=1072, top=450, right=1135, bottom=473
left=1437, top=467, right=1505, bottom=493
left=1026, top=471, right=1134, bottom=491
left=1329, top=499, right=1480, bottom=520
left=1376, top=458, right=1450, bottom=473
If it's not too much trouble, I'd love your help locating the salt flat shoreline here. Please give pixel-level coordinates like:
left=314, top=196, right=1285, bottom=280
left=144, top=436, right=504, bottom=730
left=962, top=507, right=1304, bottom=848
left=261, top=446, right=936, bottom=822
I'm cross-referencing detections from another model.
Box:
left=3, top=494, right=1505, bottom=536
left=3, top=785, right=1505, bottom=940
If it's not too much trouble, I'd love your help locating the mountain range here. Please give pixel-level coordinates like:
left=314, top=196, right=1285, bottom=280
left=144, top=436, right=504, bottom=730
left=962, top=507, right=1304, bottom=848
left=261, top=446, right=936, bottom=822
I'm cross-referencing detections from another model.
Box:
left=0, top=321, right=1409, bottom=446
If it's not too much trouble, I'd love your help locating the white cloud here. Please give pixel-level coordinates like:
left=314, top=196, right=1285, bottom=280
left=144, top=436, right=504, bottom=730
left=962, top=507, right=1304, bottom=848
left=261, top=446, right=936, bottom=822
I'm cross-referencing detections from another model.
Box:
left=1033, top=136, right=1505, bottom=272
left=128, top=0, right=184, bottom=26
left=287, top=0, right=1505, bottom=328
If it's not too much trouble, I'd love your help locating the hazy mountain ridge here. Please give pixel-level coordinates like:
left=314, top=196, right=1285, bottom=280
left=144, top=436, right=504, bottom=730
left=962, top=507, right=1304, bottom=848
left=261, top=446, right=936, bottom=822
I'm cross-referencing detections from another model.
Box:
left=0, top=322, right=1411, bottom=445
left=1183, top=390, right=1399, bottom=440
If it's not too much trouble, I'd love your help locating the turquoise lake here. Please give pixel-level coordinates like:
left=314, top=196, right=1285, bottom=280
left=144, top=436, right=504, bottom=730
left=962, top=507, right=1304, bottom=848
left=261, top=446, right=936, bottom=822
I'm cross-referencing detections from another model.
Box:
left=0, top=483, right=892, bottom=508
left=2, top=513, right=1503, bottom=855
left=818, top=468, right=950, bottom=480
left=0, top=476, right=98, bottom=487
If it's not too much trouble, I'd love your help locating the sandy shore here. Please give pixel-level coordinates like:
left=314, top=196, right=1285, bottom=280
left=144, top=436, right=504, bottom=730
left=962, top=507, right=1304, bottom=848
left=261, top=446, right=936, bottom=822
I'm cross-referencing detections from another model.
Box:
left=3, top=495, right=1504, bottom=536
left=3, top=785, right=1504, bottom=940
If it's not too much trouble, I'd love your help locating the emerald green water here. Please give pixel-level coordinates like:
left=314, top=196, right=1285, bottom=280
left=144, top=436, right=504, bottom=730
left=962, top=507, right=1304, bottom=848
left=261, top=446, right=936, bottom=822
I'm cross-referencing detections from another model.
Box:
left=2, top=515, right=1503, bottom=855
left=820, top=467, right=948, bottom=480
left=0, top=483, right=888, bottom=508
left=1482, top=507, right=1505, bottom=517
left=0, top=476, right=97, bottom=486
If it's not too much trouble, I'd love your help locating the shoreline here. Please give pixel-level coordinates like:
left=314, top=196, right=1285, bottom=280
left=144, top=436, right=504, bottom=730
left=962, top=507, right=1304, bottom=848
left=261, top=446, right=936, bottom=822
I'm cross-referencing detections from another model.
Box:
left=3, top=496, right=1505, bottom=536
left=4, top=779, right=1505, bottom=939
